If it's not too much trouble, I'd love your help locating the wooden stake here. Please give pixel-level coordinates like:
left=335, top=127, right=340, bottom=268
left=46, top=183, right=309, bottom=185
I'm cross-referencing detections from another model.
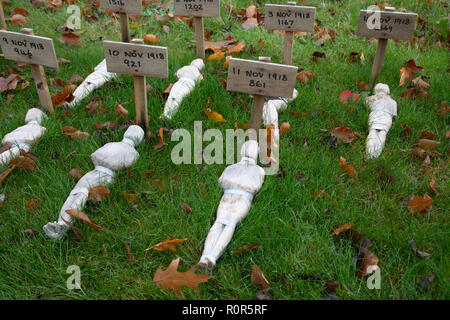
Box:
left=0, top=0, right=6, bottom=30
left=130, top=39, right=149, bottom=131
left=369, top=6, right=395, bottom=87
left=21, top=28, right=54, bottom=114
left=119, top=12, right=130, bottom=43
left=250, top=57, right=272, bottom=140
left=193, top=16, right=205, bottom=59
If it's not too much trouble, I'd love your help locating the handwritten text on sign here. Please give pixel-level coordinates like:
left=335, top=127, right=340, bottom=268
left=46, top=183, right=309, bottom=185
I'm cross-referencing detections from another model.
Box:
left=0, top=30, right=58, bottom=69
left=174, top=0, right=220, bottom=17
left=357, top=10, right=417, bottom=40
left=227, top=58, right=298, bottom=98
left=264, top=4, right=316, bottom=32
left=99, top=0, right=142, bottom=15
left=103, top=40, right=168, bottom=78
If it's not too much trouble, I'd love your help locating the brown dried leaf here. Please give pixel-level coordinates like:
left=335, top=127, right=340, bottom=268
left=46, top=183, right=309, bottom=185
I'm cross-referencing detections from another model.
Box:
left=339, top=157, right=357, bottom=180
left=69, top=168, right=84, bottom=181
left=121, top=192, right=137, bottom=204
left=65, top=209, right=103, bottom=230
left=332, top=223, right=354, bottom=236
left=417, top=139, right=440, bottom=150
left=408, top=194, right=433, bottom=215
left=88, top=186, right=110, bottom=202
left=251, top=264, right=270, bottom=291
left=59, top=30, right=81, bottom=46
left=331, top=126, right=355, bottom=144
left=26, top=199, right=40, bottom=214
left=181, top=202, right=192, bottom=213
left=10, top=14, right=29, bottom=26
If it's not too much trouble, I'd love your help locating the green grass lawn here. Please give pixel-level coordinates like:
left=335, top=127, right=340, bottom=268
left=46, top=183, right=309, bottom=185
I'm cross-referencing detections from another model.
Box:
left=0, top=0, right=448, bottom=299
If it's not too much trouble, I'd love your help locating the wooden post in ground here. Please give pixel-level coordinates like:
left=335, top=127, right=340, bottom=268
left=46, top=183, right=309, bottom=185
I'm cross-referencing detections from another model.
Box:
left=103, top=40, right=168, bottom=131
left=0, top=0, right=6, bottom=30
left=264, top=2, right=316, bottom=65
left=226, top=56, right=298, bottom=140
left=99, top=0, right=144, bottom=43
left=193, top=16, right=205, bottom=59
left=119, top=12, right=130, bottom=43
left=21, top=29, right=54, bottom=114
left=173, top=0, right=221, bottom=59
left=356, top=6, right=417, bottom=88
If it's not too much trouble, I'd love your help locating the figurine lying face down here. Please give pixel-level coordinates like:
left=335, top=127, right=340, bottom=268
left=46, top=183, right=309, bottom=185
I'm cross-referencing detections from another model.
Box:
left=0, top=108, right=47, bottom=166
left=365, top=83, right=397, bottom=159
left=43, top=125, right=144, bottom=239
left=198, top=140, right=265, bottom=270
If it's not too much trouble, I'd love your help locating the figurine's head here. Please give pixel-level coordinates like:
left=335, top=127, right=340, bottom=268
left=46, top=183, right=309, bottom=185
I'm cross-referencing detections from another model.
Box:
left=122, top=125, right=144, bottom=147
left=190, top=58, right=205, bottom=71
left=374, top=83, right=390, bottom=95
left=240, top=140, right=259, bottom=161
left=25, top=108, right=47, bottom=124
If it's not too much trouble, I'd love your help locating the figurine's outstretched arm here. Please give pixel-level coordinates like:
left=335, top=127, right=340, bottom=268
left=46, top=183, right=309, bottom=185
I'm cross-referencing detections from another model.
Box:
left=161, top=59, right=204, bottom=120
left=43, top=125, right=144, bottom=240
left=66, top=59, right=116, bottom=108
left=0, top=108, right=47, bottom=166
left=365, top=83, right=397, bottom=159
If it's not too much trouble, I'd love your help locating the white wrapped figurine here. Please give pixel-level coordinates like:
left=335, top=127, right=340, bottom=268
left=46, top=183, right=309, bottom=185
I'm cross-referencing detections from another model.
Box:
left=262, top=89, right=298, bottom=142
left=66, top=59, right=116, bottom=108
left=43, top=125, right=144, bottom=239
left=0, top=108, right=47, bottom=166
left=365, top=83, right=397, bottom=159
left=161, top=58, right=204, bottom=120
left=198, top=140, right=265, bottom=270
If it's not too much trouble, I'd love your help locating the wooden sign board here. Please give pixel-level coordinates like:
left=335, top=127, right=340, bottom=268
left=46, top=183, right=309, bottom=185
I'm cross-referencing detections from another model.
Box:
left=357, top=10, right=417, bottom=40
left=103, top=40, right=168, bottom=78
left=227, top=58, right=298, bottom=98
left=99, top=0, right=142, bottom=15
left=0, top=30, right=58, bottom=69
left=264, top=4, right=316, bottom=32
left=174, top=0, right=220, bottom=17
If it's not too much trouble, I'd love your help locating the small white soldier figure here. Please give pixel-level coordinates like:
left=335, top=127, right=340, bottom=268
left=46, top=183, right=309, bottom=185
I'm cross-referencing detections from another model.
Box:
left=0, top=108, right=47, bottom=166
left=365, top=83, right=397, bottom=159
left=198, top=140, right=265, bottom=270
left=66, top=59, right=116, bottom=108
left=43, top=125, right=144, bottom=239
left=161, top=58, right=205, bottom=120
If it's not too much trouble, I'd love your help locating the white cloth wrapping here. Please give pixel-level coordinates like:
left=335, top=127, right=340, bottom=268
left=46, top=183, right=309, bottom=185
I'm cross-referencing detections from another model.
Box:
left=0, top=108, right=47, bottom=166
left=262, top=89, right=298, bottom=142
left=43, top=125, right=144, bottom=240
left=161, top=59, right=205, bottom=120
left=198, top=140, right=265, bottom=269
left=365, top=83, right=397, bottom=159
left=66, top=59, right=116, bottom=108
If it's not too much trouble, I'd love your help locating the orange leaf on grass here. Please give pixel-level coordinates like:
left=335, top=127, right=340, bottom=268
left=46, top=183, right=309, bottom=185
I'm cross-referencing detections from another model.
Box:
left=153, top=258, right=212, bottom=296
left=151, top=238, right=188, bottom=252
left=296, top=70, right=316, bottom=84
left=65, top=209, right=103, bottom=230
left=121, top=192, right=137, bottom=204
left=408, top=195, right=432, bottom=215
left=153, top=128, right=167, bottom=149
left=61, top=217, right=84, bottom=240
left=52, top=91, right=74, bottom=107
left=114, top=104, right=129, bottom=119
left=59, top=30, right=81, bottom=46
left=10, top=156, right=36, bottom=169
left=0, top=166, right=16, bottom=184
left=69, top=168, right=84, bottom=181
left=332, top=223, right=354, bottom=235
left=10, top=14, right=29, bottom=26
left=88, top=186, right=110, bottom=202
left=429, top=179, right=439, bottom=196
left=251, top=264, right=270, bottom=291
left=234, top=244, right=260, bottom=256
left=331, top=126, right=355, bottom=143
left=339, top=90, right=359, bottom=104
left=339, top=156, right=357, bottom=180
left=204, top=108, right=227, bottom=122
left=144, top=34, right=160, bottom=44
left=208, top=51, right=225, bottom=61
left=280, top=122, right=290, bottom=136
left=418, top=139, right=440, bottom=150
left=26, top=199, right=40, bottom=214
left=152, top=179, right=165, bottom=192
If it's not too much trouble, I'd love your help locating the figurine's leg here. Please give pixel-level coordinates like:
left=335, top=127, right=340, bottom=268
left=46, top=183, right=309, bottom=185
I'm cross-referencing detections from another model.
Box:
left=366, top=128, right=387, bottom=159
left=0, top=147, right=20, bottom=166
left=198, top=222, right=224, bottom=269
